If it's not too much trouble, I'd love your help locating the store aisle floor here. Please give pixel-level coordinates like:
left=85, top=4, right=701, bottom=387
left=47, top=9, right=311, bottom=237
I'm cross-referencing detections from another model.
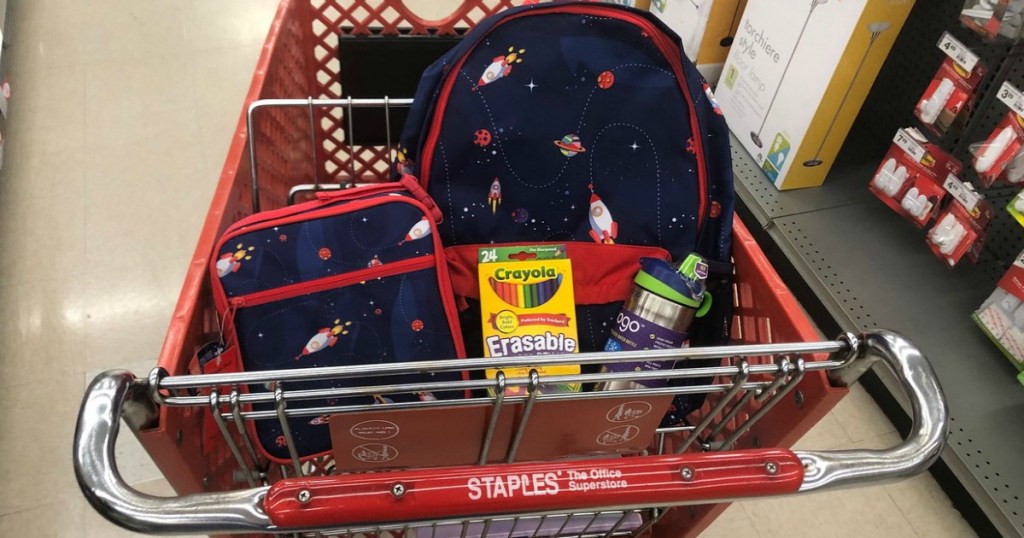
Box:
left=0, top=1, right=975, bottom=536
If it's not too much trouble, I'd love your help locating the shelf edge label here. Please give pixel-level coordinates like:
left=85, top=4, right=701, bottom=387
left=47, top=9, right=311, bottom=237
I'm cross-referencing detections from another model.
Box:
left=943, top=174, right=980, bottom=212
left=998, top=81, right=1024, bottom=118
left=894, top=128, right=927, bottom=163
left=937, top=31, right=980, bottom=72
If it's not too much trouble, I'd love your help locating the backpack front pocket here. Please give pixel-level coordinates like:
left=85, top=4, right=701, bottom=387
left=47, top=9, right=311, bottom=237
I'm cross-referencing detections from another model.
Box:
left=226, top=256, right=463, bottom=461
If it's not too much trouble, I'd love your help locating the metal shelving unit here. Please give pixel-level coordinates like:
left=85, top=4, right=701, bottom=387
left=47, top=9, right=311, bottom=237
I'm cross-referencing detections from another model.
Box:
left=726, top=1, right=1024, bottom=534
left=734, top=134, right=1024, bottom=536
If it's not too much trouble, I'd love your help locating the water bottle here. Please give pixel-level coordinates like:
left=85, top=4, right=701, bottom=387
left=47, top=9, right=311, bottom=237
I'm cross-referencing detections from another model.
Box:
left=599, top=253, right=711, bottom=391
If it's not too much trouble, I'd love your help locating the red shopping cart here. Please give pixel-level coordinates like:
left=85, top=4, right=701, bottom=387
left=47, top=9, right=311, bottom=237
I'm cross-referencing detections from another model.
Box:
left=73, top=2, right=948, bottom=537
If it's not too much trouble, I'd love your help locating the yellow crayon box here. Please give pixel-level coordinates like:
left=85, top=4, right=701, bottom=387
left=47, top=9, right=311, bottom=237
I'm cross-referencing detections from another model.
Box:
left=478, top=244, right=581, bottom=395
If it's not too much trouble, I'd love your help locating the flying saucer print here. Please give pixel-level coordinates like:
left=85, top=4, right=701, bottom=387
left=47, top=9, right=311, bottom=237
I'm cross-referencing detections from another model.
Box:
left=554, top=134, right=586, bottom=157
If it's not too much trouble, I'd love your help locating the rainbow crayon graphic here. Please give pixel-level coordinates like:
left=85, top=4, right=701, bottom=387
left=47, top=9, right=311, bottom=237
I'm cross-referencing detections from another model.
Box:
left=488, top=274, right=563, bottom=308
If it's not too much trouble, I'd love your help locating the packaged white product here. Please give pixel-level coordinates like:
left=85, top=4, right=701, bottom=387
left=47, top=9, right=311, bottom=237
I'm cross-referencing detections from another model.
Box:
left=715, top=0, right=916, bottom=190
left=974, top=250, right=1024, bottom=384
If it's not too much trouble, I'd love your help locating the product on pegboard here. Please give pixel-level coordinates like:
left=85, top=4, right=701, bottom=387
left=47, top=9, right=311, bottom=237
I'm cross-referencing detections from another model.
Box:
left=869, top=127, right=962, bottom=228
left=915, top=56, right=987, bottom=136
left=970, top=111, right=1024, bottom=187
left=973, top=250, right=1024, bottom=384
left=900, top=175, right=946, bottom=227
left=870, top=156, right=912, bottom=198
left=960, top=0, right=1024, bottom=41
left=926, top=176, right=991, bottom=266
left=1007, top=187, right=1024, bottom=226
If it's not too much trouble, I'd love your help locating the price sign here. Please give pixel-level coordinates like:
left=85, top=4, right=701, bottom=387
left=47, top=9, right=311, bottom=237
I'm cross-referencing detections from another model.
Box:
left=943, top=174, right=981, bottom=212
left=893, top=129, right=927, bottom=163
left=937, top=31, right=980, bottom=72
left=997, top=81, right=1024, bottom=118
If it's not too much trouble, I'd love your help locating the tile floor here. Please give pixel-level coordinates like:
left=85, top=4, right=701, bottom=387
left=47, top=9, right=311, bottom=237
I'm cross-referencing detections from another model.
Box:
left=0, top=1, right=975, bottom=536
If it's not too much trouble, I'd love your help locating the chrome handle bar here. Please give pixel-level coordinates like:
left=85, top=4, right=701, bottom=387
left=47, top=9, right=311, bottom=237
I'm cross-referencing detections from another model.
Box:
left=73, top=330, right=947, bottom=535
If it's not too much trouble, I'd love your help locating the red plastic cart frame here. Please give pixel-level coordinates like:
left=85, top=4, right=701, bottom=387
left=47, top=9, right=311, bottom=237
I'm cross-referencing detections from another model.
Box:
left=134, top=1, right=845, bottom=536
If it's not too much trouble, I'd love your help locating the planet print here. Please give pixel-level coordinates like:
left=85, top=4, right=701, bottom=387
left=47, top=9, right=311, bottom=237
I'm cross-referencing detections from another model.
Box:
left=553, top=134, right=586, bottom=157
left=318, top=247, right=332, bottom=260
left=411, top=319, right=424, bottom=332
left=511, top=208, right=529, bottom=224
left=474, top=129, right=492, bottom=147
left=597, top=71, right=614, bottom=89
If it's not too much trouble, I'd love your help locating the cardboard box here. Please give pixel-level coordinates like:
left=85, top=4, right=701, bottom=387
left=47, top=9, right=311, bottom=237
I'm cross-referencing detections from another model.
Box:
left=715, top=0, right=915, bottom=190
left=650, top=0, right=748, bottom=83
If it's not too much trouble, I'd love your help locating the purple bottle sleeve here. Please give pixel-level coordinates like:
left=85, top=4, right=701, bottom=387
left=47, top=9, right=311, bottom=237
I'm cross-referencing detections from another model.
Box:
left=603, top=306, right=688, bottom=388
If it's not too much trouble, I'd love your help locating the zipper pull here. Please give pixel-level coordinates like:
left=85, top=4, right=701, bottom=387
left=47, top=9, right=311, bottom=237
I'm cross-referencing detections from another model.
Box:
left=224, top=297, right=244, bottom=329
left=217, top=298, right=243, bottom=350
left=399, top=174, right=444, bottom=224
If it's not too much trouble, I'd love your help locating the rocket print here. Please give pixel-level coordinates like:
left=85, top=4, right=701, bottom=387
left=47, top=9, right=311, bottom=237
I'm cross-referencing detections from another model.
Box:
left=216, top=243, right=254, bottom=278
left=475, top=47, right=525, bottom=90
left=399, top=216, right=432, bottom=245
left=488, top=177, right=502, bottom=214
left=296, top=319, right=351, bottom=360
left=395, top=146, right=414, bottom=175
left=587, top=184, right=618, bottom=244
left=703, top=82, right=723, bottom=115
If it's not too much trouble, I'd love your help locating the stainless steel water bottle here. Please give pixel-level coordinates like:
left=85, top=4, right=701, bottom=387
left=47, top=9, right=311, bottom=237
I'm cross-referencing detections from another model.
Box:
left=599, top=253, right=711, bottom=391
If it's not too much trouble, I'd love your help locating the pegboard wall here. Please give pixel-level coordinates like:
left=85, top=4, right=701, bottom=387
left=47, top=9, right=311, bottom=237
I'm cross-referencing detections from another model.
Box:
left=858, top=0, right=1024, bottom=281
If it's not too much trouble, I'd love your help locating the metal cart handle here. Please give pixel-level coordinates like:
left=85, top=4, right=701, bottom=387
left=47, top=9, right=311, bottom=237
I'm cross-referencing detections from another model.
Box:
left=74, top=330, right=947, bottom=535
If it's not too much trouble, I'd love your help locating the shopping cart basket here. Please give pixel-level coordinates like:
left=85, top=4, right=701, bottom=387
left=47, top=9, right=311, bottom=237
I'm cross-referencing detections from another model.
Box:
left=73, top=1, right=949, bottom=536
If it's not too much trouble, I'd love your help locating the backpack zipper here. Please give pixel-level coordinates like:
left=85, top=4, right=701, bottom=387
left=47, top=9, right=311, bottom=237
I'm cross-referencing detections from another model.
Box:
left=417, top=4, right=710, bottom=231
left=228, top=255, right=436, bottom=309
left=211, top=195, right=440, bottom=314
left=223, top=183, right=406, bottom=236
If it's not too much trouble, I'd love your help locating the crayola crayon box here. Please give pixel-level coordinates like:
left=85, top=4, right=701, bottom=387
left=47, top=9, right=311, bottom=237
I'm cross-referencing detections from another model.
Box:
left=478, top=244, right=580, bottom=395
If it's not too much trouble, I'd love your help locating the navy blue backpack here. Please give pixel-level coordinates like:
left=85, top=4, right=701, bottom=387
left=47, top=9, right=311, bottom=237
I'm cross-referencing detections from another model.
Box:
left=399, top=2, right=735, bottom=370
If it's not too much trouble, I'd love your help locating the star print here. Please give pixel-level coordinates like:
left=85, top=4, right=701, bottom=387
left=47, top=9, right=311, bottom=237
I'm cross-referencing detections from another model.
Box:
left=526, top=79, right=537, bottom=92
left=258, top=333, right=264, bottom=338
left=361, top=217, right=368, bottom=222
left=630, top=141, right=640, bottom=152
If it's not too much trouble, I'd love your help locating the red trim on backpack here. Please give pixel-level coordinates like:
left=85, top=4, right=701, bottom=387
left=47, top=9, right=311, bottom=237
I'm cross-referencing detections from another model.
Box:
left=400, top=174, right=444, bottom=223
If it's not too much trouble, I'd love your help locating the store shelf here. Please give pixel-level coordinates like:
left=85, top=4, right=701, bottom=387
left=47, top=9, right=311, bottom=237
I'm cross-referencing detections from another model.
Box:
left=732, top=132, right=1024, bottom=537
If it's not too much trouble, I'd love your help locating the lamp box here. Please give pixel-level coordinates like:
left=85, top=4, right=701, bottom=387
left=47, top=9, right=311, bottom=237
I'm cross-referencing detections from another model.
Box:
left=649, top=0, right=748, bottom=84
left=715, top=0, right=916, bottom=190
